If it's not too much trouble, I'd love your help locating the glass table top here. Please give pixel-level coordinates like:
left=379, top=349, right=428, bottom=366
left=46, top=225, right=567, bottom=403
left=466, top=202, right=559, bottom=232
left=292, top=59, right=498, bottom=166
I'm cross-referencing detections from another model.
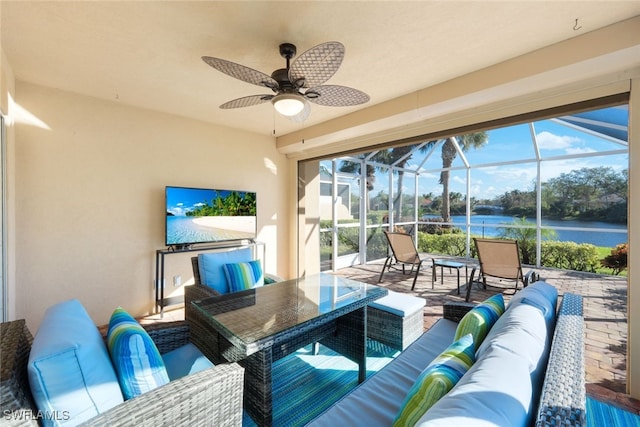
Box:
left=191, top=273, right=387, bottom=352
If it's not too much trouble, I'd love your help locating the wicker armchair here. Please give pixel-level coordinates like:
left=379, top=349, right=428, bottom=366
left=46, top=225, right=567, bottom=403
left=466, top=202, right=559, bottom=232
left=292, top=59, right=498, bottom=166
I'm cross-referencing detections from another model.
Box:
left=0, top=319, right=245, bottom=427
left=185, top=256, right=281, bottom=306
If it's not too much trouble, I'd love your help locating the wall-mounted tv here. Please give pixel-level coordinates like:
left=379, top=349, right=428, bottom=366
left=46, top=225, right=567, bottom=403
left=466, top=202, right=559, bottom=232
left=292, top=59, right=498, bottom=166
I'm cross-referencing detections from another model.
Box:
left=165, top=186, right=257, bottom=248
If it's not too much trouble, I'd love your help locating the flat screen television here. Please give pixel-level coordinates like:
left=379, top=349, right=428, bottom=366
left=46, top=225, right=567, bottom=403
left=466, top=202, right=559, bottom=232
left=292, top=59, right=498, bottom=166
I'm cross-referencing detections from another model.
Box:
left=165, top=186, right=257, bottom=248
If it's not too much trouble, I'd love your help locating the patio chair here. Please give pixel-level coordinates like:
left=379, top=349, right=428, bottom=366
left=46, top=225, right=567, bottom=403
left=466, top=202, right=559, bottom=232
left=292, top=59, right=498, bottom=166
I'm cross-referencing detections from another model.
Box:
left=465, top=237, right=538, bottom=302
left=378, top=231, right=429, bottom=290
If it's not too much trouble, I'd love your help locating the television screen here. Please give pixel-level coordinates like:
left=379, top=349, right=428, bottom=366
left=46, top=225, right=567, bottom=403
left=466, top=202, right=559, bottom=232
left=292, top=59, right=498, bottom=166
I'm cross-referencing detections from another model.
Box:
left=165, top=186, right=257, bottom=247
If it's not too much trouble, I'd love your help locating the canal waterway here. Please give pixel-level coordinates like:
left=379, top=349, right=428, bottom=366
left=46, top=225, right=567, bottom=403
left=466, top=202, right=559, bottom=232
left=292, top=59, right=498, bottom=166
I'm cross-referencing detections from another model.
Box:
left=444, top=215, right=627, bottom=248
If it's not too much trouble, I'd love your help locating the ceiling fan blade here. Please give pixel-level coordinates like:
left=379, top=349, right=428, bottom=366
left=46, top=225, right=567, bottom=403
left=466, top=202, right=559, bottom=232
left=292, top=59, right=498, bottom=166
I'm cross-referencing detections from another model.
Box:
left=305, top=85, right=370, bottom=107
left=289, top=41, right=344, bottom=88
left=220, top=94, right=273, bottom=109
left=202, top=56, right=278, bottom=90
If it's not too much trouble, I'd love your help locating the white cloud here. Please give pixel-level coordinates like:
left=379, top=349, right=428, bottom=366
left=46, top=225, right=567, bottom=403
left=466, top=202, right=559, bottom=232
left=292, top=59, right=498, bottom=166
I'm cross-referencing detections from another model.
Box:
left=565, top=147, right=597, bottom=155
left=536, top=131, right=581, bottom=151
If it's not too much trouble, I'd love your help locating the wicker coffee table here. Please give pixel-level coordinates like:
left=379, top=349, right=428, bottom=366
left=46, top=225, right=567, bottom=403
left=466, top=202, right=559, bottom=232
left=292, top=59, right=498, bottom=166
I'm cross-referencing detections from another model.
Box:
left=188, top=273, right=388, bottom=427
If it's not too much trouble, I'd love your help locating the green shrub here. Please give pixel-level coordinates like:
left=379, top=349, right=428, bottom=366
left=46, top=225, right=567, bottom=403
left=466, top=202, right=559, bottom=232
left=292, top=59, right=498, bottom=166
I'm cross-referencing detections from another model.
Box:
left=539, top=241, right=600, bottom=272
left=418, top=232, right=467, bottom=257
left=417, top=233, right=601, bottom=273
left=325, top=227, right=605, bottom=274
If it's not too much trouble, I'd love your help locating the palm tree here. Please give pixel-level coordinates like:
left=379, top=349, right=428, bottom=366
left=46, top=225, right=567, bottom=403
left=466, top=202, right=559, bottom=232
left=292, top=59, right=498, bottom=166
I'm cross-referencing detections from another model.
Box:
left=380, top=145, right=415, bottom=222
left=498, top=216, right=557, bottom=264
left=439, top=133, right=488, bottom=222
left=336, top=160, right=377, bottom=210
left=336, top=132, right=487, bottom=224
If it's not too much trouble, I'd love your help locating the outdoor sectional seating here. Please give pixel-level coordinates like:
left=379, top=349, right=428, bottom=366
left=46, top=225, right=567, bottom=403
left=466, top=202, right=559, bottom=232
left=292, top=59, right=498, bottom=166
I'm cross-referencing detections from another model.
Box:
left=0, top=300, right=245, bottom=427
left=308, top=281, right=585, bottom=426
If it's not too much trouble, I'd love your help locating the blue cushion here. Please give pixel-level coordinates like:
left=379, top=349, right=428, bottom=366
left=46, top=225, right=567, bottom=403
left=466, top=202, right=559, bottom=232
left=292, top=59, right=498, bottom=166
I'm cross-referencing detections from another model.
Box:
left=223, top=260, right=264, bottom=292
left=28, top=299, right=124, bottom=426
left=393, top=334, right=475, bottom=426
left=416, top=344, right=533, bottom=426
left=481, top=281, right=558, bottom=361
left=198, top=247, right=252, bottom=294
left=370, top=291, right=426, bottom=317
left=508, top=281, right=558, bottom=322
left=107, top=307, right=170, bottom=400
left=162, top=343, right=214, bottom=381
left=453, top=294, right=505, bottom=349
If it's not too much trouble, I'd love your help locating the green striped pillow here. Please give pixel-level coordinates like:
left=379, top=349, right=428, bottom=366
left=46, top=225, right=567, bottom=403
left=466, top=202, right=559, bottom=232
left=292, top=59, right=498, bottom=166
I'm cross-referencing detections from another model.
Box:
left=454, top=293, right=505, bottom=348
left=393, top=333, right=476, bottom=426
left=223, top=260, right=264, bottom=292
left=107, top=307, right=170, bottom=399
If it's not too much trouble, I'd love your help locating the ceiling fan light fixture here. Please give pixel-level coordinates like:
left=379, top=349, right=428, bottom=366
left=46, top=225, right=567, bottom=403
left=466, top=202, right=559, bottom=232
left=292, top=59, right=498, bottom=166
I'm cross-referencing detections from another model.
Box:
left=272, top=93, right=305, bottom=116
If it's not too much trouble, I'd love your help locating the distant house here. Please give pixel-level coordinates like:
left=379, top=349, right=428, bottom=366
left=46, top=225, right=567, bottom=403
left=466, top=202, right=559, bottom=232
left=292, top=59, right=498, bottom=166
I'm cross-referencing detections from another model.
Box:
left=320, top=180, right=354, bottom=221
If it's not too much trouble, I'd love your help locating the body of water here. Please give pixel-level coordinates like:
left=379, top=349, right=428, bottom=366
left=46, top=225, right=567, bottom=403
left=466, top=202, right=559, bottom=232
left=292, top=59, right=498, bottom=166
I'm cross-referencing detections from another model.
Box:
left=425, top=214, right=627, bottom=248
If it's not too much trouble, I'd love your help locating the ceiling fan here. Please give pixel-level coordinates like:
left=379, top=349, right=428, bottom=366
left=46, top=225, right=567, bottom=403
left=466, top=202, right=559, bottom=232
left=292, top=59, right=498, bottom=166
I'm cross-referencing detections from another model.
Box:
left=202, top=41, right=370, bottom=122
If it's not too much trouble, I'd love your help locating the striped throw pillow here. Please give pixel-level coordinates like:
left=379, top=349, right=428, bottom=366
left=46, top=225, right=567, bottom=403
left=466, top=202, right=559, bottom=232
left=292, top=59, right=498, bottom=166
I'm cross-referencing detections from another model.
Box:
left=393, top=333, right=476, bottom=426
left=223, top=260, right=264, bottom=292
left=454, top=293, right=505, bottom=348
left=107, top=307, right=170, bottom=399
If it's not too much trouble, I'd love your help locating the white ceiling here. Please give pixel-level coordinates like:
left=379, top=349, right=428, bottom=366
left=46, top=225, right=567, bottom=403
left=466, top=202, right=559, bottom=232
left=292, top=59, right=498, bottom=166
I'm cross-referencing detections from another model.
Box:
left=3, top=1, right=640, bottom=137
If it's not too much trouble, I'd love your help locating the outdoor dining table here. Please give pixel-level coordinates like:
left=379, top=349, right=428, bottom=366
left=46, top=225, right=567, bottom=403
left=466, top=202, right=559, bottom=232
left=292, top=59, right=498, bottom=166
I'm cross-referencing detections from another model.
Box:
left=188, top=273, right=388, bottom=427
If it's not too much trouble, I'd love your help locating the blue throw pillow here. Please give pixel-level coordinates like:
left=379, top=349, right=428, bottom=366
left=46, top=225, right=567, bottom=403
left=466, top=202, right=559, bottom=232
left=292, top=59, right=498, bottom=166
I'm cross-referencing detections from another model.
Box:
left=454, top=294, right=505, bottom=349
left=393, top=334, right=476, bottom=426
left=198, top=247, right=252, bottom=294
left=223, top=260, right=264, bottom=292
left=107, top=307, right=170, bottom=399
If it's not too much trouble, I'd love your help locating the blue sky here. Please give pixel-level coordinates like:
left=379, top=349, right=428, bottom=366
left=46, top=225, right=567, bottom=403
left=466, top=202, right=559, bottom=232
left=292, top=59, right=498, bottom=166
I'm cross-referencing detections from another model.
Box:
left=367, top=106, right=629, bottom=201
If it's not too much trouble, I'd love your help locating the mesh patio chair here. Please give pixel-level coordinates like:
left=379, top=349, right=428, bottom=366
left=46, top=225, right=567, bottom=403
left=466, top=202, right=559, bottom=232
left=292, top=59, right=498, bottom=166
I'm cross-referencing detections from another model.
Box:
left=378, top=231, right=429, bottom=290
left=465, top=237, right=538, bottom=301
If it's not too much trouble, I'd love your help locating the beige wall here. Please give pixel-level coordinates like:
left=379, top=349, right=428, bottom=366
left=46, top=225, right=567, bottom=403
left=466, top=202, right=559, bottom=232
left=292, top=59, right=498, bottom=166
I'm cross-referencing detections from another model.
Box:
left=11, top=82, right=288, bottom=330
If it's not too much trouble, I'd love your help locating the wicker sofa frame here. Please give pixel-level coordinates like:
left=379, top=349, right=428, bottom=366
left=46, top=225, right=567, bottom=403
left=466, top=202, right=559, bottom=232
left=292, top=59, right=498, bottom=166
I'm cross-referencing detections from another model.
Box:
left=0, top=319, right=245, bottom=427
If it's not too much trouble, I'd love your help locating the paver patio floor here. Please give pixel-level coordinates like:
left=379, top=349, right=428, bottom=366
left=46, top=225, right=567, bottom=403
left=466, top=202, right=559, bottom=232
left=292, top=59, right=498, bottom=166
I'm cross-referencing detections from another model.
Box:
left=333, top=259, right=640, bottom=414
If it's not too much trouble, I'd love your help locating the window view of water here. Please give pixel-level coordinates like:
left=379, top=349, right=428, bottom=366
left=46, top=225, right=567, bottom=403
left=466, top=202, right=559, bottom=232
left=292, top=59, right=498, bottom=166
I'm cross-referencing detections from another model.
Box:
left=445, top=214, right=627, bottom=248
